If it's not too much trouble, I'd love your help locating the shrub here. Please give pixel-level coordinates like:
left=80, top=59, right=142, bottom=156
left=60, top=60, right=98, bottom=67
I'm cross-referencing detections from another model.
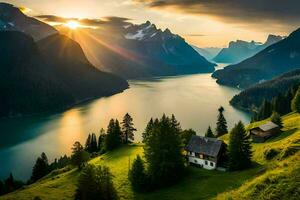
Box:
left=264, top=148, right=279, bottom=160
left=75, top=164, right=118, bottom=200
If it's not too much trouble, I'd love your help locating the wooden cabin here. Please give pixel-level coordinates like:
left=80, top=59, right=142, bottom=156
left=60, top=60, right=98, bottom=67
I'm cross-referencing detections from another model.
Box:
left=250, top=121, right=281, bottom=143
left=185, top=135, right=225, bottom=170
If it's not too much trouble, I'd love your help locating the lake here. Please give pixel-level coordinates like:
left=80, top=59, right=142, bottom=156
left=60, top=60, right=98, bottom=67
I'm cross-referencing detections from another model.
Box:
left=0, top=72, right=250, bottom=180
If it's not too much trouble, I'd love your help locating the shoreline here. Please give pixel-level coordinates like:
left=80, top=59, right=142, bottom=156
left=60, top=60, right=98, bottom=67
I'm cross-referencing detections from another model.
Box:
left=0, top=86, right=129, bottom=120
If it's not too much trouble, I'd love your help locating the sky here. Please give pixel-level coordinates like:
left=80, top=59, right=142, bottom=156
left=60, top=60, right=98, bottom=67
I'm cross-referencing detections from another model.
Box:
left=4, top=0, right=300, bottom=47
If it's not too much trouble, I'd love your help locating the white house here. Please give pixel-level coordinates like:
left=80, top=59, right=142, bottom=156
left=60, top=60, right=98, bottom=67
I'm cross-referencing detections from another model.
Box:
left=185, top=135, right=225, bottom=170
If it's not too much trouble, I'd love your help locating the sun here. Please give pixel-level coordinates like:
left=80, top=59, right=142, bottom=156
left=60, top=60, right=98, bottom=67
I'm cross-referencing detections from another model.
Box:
left=65, top=20, right=80, bottom=30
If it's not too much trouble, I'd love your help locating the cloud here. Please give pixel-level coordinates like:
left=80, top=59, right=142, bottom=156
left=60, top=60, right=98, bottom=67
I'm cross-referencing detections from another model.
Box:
left=36, top=15, right=131, bottom=27
left=133, top=0, right=300, bottom=27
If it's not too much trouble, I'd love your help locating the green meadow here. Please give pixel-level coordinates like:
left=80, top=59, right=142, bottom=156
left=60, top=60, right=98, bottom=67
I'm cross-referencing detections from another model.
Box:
left=1, top=113, right=299, bottom=200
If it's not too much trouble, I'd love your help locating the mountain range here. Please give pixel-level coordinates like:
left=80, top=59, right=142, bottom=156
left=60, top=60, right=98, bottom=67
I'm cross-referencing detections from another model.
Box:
left=213, top=35, right=284, bottom=64
left=192, top=46, right=221, bottom=61
left=0, top=31, right=128, bottom=117
left=0, top=3, right=130, bottom=117
left=0, top=3, right=57, bottom=41
left=58, top=21, right=215, bottom=79
left=212, top=28, right=300, bottom=88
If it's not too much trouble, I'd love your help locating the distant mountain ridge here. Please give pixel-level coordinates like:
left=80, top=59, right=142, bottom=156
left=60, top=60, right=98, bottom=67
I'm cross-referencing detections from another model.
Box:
left=0, top=3, right=57, bottom=41
left=212, top=28, right=300, bottom=88
left=192, top=46, right=221, bottom=61
left=213, top=35, right=284, bottom=64
left=0, top=31, right=128, bottom=117
left=59, top=20, right=215, bottom=79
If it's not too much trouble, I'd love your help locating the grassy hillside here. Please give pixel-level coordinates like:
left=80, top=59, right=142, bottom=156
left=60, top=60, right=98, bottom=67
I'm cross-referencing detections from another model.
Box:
left=1, top=113, right=299, bottom=200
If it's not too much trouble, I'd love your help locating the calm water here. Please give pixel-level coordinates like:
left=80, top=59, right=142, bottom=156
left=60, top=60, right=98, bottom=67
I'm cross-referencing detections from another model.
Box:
left=0, top=73, right=250, bottom=180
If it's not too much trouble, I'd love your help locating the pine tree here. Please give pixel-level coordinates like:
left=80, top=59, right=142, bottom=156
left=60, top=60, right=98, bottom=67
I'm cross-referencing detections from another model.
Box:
left=271, top=112, right=283, bottom=128
left=71, top=142, right=90, bottom=170
left=228, top=121, right=252, bottom=171
left=128, top=155, right=147, bottom=192
left=75, top=164, right=118, bottom=200
left=261, top=100, right=272, bottom=119
left=205, top=126, right=215, bottom=138
left=291, top=86, right=300, bottom=113
left=4, top=173, right=14, bottom=193
left=171, top=114, right=182, bottom=133
left=142, top=118, right=154, bottom=142
left=105, top=119, right=122, bottom=151
left=144, top=115, right=184, bottom=187
left=216, top=106, right=228, bottom=137
left=121, top=113, right=137, bottom=144
left=90, top=133, right=98, bottom=152
left=98, top=128, right=106, bottom=152
left=85, top=134, right=92, bottom=153
left=31, top=152, right=49, bottom=182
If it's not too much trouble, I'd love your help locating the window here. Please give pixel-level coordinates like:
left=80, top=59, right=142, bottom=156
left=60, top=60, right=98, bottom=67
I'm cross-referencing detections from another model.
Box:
left=210, top=162, right=214, bottom=167
left=205, top=160, right=208, bottom=165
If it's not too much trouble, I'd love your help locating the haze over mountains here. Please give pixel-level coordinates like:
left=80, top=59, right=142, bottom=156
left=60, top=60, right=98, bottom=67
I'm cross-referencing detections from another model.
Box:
left=192, top=46, right=221, bottom=61
left=58, top=20, right=215, bottom=79
left=0, top=3, right=57, bottom=41
left=212, top=28, right=300, bottom=88
left=213, top=35, right=284, bottom=64
left=0, top=3, right=129, bottom=117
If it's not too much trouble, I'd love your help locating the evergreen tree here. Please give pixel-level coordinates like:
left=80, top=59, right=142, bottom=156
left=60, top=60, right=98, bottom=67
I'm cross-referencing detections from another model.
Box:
left=285, top=87, right=296, bottom=113
left=71, top=142, right=90, bottom=170
left=261, top=100, right=273, bottom=119
left=142, top=118, right=154, bottom=142
left=171, top=114, right=182, bottom=133
left=98, top=128, right=106, bottom=152
left=4, top=173, right=14, bottom=193
left=85, top=134, right=92, bottom=153
left=216, top=106, right=228, bottom=137
left=180, top=129, right=196, bottom=146
left=105, top=119, right=122, bottom=151
left=90, top=133, right=98, bottom=152
left=31, top=152, right=49, bottom=182
left=205, top=126, right=215, bottom=138
left=144, top=115, right=184, bottom=188
left=271, top=112, right=283, bottom=128
left=128, top=155, right=147, bottom=192
left=75, top=164, right=118, bottom=200
left=121, top=113, right=137, bottom=144
left=228, top=122, right=252, bottom=171
left=291, top=86, right=300, bottom=113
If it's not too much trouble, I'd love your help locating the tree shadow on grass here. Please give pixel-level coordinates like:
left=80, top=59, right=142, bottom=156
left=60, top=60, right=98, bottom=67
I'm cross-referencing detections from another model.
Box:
left=266, top=128, right=298, bottom=143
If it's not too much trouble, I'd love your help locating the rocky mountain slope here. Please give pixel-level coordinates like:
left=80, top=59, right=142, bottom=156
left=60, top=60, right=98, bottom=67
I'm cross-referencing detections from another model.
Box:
left=59, top=21, right=215, bottom=79
left=213, top=35, right=284, bottom=64
left=0, top=3, right=57, bottom=41
left=0, top=31, right=128, bottom=117
left=212, top=28, right=300, bottom=88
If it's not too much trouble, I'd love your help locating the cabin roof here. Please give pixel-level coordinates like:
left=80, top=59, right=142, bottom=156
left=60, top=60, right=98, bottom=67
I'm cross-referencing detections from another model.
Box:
left=185, top=135, right=223, bottom=157
left=257, top=121, right=279, bottom=132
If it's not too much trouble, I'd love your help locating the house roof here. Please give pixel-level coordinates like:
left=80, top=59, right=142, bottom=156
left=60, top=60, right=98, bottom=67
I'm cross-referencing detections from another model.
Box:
left=185, top=135, right=223, bottom=157
left=258, top=121, right=279, bottom=132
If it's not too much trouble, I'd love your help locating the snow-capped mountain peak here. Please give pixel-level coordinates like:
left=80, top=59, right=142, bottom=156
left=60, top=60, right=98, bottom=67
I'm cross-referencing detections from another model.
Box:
left=124, top=21, right=179, bottom=42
